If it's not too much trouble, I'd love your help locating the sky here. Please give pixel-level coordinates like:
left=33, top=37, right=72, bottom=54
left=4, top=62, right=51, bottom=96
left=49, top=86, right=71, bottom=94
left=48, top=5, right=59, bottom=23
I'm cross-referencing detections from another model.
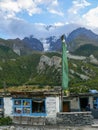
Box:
left=0, top=0, right=98, bottom=39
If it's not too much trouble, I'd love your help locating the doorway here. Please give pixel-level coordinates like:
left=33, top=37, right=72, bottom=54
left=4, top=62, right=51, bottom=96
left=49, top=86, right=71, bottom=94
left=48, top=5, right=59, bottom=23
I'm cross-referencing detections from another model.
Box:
left=63, top=101, right=70, bottom=112
left=79, top=97, right=88, bottom=111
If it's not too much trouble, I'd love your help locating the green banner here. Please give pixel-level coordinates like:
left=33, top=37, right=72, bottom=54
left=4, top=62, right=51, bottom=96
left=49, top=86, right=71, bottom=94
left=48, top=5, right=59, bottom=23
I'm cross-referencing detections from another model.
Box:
left=61, top=35, right=68, bottom=90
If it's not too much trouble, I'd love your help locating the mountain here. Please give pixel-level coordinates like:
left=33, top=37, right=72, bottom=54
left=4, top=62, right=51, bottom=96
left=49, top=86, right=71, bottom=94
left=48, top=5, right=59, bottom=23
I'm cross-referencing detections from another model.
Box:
left=0, top=36, right=44, bottom=56
left=46, top=36, right=62, bottom=51
left=22, top=35, right=44, bottom=51
left=72, top=44, right=98, bottom=57
left=0, top=52, right=98, bottom=93
left=0, top=38, right=34, bottom=56
left=67, top=27, right=98, bottom=52
left=1, top=27, right=98, bottom=57
left=41, top=27, right=98, bottom=55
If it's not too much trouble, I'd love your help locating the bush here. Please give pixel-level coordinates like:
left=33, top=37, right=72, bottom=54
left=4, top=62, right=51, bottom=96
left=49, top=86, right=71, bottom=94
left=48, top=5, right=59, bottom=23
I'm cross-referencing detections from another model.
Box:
left=0, top=116, right=12, bottom=125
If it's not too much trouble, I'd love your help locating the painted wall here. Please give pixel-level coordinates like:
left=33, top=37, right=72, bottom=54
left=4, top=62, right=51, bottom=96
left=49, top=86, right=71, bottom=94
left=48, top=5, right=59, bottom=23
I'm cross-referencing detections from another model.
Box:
left=4, top=97, right=13, bottom=117
left=89, top=96, right=93, bottom=109
left=70, top=97, right=80, bottom=111
left=46, top=97, right=60, bottom=117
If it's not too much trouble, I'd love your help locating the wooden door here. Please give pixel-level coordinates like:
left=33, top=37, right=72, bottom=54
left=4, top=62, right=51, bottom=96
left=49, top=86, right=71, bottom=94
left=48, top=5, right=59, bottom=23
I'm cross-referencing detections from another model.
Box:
left=63, top=101, right=70, bottom=112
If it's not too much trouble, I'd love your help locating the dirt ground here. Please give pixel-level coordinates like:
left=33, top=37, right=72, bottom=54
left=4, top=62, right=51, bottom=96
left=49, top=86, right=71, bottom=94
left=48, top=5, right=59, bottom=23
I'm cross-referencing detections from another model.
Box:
left=0, top=125, right=98, bottom=130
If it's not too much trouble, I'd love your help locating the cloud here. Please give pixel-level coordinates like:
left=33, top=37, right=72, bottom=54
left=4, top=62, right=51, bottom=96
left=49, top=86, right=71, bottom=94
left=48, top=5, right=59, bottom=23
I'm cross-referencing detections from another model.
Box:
left=35, top=0, right=58, bottom=7
left=0, top=0, right=63, bottom=39
left=1, top=0, right=98, bottom=39
left=48, top=9, right=64, bottom=16
left=54, top=22, right=65, bottom=26
left=0, top=17, right=33, bottom=38
left=46, top=0, right=64, bottom=16
left=0, top=0, right=63, bottom=18
left=68, top=0, right=91, bottom=14
left=82, top=6, right=98, bottom=28
left=0, top=0, right=42, bottom=19
left=0, top=0, right=64, bottom=39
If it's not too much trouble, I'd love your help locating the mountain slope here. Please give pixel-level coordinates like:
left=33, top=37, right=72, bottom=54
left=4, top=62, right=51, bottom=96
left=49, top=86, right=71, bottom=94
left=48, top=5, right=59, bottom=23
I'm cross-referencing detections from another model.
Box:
left=0, top=37, right=44, bottom=56
left=22, top=36, right=44, bottom=51
left=72, top=44, right=98, bottom=57
left=0, top=52, right=98, bottom=93
left=0, top=44, right=18, bottom=60
left=1, top=27, right=98, bottom=57
left=46, top=36, right=62, bottom=51
left=67, top=27, right=98, bottom=52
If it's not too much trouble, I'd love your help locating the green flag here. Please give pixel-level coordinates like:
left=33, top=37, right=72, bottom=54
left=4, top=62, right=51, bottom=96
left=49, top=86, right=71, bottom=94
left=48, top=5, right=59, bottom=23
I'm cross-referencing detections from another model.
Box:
left=61, top=35, right=68, bottom=90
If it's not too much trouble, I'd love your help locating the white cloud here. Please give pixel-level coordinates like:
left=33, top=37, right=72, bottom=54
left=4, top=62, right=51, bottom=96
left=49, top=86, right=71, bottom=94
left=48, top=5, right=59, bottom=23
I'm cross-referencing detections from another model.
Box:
left=82, top=6, right=98, bottom=28
left=68, top=0, right=91, bottom=14
left=48, top=9, right=64, bottom=16
left=17, top=0, right=41, bottom=16
left=51, top=0, right=58, bottom=6
left=54, top=22, right=65, bottom=26
left=1, top=0, right=98, bottom=39
left=0, top=0, right=42, bottom=19
left=46, top=0, right=64, bottom=16
left=0, top=0, right=65, bottom=39
left=35, top=0, right=58, bottom=6
left=0, top=0, right=63, bottom=18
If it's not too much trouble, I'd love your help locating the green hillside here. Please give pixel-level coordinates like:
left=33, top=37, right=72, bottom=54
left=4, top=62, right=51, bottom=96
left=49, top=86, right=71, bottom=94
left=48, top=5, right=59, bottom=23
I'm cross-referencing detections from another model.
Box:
left=72, top=44, right=98, bottom=57
left=68, top=59, right=98, bottom=93
left=0, top=45, right=18, bottom=60
left=0, top=52, right=98, bottom=93
left=0, top=52, right=61, bottom=88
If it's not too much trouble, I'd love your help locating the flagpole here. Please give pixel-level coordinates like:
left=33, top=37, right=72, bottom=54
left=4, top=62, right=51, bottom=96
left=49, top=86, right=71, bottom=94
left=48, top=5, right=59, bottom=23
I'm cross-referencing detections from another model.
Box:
left=61, top=35, right=64, bottom=112
left=61, top=34, right=69, bottom=111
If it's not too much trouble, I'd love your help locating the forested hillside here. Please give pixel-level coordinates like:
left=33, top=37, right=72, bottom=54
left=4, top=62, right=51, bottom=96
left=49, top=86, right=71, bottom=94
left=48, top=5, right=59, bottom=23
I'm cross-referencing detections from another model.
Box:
left=0, top=51, right=98, bottom=93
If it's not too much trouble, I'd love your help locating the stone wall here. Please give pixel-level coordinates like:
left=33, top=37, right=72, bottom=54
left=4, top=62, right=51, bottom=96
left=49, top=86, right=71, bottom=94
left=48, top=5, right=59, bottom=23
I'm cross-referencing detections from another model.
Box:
left=57, top=112, right=93, bottom=126
left=13, top=112, right=94, bottom=126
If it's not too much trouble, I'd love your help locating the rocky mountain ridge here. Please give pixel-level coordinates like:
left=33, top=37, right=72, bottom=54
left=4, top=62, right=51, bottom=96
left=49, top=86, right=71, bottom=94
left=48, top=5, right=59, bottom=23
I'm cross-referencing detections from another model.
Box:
left=0, top=27, right=98, bottom=57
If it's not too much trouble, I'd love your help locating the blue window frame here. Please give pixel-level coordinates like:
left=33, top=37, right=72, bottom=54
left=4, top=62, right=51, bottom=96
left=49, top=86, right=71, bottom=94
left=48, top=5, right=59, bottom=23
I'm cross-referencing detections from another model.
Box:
left=12, top=98, right=46, bottom=116
left=0, top=98, right=4, bottom=108
left=0, top=98, right=4, bottom=115
left=93, top=97, right=98, bottom=109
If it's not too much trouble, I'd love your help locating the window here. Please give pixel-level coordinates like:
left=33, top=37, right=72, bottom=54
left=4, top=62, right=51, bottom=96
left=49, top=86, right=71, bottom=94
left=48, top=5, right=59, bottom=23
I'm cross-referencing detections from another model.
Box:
left=13, top=98, right=46, bottom=116
left=14, top=107, right=22, bottom=114
left=0, top=98, right=4, bottom=114
left=22, top=99, right=31, bottom=115
left=23, top=107, right=30, bottom=114
left=13, top=99, right=31, bottom=115
left=0, top=98, right=3, bottom=106
left=23, top=100, right=30, bottom=106
left=32, top=100, right=45, bottom=113
left=14, top=100, right=21, bottom=105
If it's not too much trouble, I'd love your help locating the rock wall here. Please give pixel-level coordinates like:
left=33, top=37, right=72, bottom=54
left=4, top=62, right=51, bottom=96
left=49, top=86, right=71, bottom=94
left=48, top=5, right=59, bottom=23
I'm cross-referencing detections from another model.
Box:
left=57, top=112, right=93, bottom=126
left=13, top=112, right=93, bottom=126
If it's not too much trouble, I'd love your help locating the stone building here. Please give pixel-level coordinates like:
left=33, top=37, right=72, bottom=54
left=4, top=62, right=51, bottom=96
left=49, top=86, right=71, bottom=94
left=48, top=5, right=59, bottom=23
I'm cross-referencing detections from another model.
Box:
left=0, top=90, right=97, bottom=126
left=0, top=88, right=61, bottom=123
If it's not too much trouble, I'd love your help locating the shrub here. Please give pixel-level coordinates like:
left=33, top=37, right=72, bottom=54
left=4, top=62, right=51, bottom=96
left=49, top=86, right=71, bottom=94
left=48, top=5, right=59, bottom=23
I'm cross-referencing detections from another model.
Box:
left=0, top=116, right=12, bottom=126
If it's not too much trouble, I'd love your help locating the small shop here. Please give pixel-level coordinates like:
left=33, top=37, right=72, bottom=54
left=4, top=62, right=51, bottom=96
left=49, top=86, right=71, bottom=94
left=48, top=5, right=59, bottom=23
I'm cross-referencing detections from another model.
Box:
left=3, top=88, right=61, bottom=119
